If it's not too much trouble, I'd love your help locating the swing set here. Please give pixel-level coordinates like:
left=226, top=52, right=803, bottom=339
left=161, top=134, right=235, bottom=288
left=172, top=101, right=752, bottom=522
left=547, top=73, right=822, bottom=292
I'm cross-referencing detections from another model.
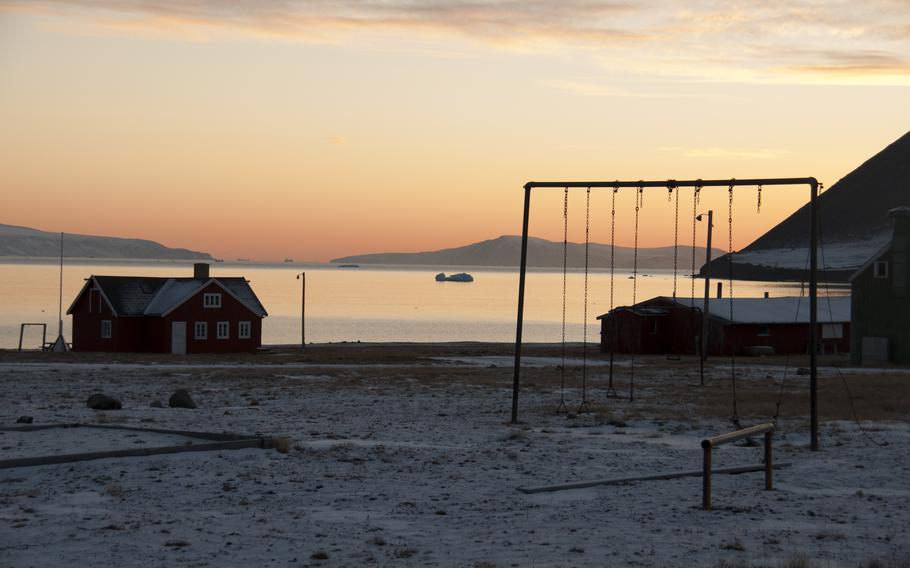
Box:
left=511, top=177, right=823, bottom=451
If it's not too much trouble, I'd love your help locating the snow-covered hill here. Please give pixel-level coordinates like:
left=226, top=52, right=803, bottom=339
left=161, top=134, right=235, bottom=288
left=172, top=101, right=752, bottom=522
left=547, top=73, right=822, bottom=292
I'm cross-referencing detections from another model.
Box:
left=704, top=130, right=910, bottom=281
left=0, top=224, right=213, bottom=261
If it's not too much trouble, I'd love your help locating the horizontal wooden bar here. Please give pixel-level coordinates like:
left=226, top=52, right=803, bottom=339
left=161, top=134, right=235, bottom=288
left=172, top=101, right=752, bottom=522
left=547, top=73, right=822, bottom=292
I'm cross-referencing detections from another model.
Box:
left=0, top=423, right=252, bottom=442
left=702, top=422, right=775, bottom=449
left=525, top=178, right=817, bottom=190
left=0, top=438, right=281, bottom=470
left=517, top=462, right=790, bottom=494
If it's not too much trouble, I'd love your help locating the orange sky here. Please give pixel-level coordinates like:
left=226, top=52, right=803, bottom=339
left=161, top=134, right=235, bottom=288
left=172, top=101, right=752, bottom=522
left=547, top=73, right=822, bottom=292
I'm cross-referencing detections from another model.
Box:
left=1, top=2, right=909, bottom=261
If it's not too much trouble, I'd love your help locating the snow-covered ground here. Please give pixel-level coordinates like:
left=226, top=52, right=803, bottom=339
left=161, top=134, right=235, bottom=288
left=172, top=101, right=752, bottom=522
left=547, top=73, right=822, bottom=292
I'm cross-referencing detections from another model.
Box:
left=1, top=352, right=908, bottom=567
left=736, top=236, right=888, bottom=271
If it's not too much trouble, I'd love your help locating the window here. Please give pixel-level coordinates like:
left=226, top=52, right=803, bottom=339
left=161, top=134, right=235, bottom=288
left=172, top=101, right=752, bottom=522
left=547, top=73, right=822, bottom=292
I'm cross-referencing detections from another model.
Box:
left=874, top=261, right=889, bottom=279
left=648, top=320, right=658, bottom=334
left=194, top=321, right=207, bottom=340
left=101, top=320, right=112, bottom=339
left=238, top=321, right=251, bottom=339
left=757, top=325, right=770, bottom=337
left=822, top=323, right=844, bottom=339
left=217, top=321, right=230, bottom=339
left=203, top=293, right=222, bottom=308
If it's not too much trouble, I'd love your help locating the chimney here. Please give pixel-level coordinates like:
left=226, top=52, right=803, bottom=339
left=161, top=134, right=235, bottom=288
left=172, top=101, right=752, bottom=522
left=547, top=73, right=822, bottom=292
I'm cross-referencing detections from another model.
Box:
left=889, top=207, right=910, bottom=296
left=194, top=263, right=210, bottom=280
left=716, top=281, right=723, bottom=299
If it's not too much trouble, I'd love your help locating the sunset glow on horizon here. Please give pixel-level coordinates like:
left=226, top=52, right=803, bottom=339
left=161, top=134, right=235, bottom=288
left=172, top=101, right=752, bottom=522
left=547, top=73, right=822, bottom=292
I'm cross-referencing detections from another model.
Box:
left=2, top=1, right=909, bottom=261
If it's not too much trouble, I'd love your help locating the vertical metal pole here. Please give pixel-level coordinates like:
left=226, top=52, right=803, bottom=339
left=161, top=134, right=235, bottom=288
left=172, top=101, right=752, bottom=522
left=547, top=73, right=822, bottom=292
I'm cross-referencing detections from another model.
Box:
left=764, top=431, right=773, bottom=490
left=58, top=232, right=64, bottom=338
left=701, top=210, right=713, bottom=386
left=512, top=185, right=532, bottom=424
left=809, top=180, right=819, bottom=451
left=702, top=444, right=712, bottom=510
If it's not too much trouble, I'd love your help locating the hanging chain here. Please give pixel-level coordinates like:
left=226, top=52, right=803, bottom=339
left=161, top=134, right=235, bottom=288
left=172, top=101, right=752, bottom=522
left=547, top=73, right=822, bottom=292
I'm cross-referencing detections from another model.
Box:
left=610, top=187, right=617, bottom=311
left=691, top=183, right=702, bottom=305
left=672, top=184, right=680, bottom=299
left=581, top=188, right=591, bottom=408
left=558, top=187, right=569, bottom=411
left=728, top=182, right=739, bottom=424
left=633, top=186, right=642, bottom=305
left=757, top=184, right=762, bottom=213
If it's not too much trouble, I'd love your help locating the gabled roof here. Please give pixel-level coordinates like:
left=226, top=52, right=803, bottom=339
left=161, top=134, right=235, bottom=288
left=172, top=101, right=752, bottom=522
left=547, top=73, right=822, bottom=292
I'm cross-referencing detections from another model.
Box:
left=596, top=306, right=669, bottom=319
left=849, top=243, right=890, bottom=282
left=67, top=275, right=267, bottom=318
left=598, top=296, right=850, bottom=325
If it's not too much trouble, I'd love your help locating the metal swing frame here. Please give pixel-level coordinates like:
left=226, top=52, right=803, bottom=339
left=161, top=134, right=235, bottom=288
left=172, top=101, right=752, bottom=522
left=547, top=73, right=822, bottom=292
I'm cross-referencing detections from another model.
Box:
left=511, top=177, right=821, bottom=451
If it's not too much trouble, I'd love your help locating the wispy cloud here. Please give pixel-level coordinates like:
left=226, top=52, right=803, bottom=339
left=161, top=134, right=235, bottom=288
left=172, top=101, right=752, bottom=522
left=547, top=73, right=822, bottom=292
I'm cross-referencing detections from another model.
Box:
left=661, top=146, right=786, bottom=160
left=4, top=0, right=910, bottom=83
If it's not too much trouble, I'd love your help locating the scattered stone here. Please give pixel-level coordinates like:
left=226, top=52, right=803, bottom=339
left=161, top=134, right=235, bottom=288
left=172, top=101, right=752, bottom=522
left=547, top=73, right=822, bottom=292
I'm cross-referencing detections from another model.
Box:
left=149, top=400, right=165, bottom=408
left=608, top=419, right=629, bottom=428
left=797, top=367, right=810, bottom=376
left=16, top=416, right=33, bottom=424
left=87, top=394, right=122, bottom=410
left=310, top=550, right=329, bottom=560
left=168, top=389, right=196, bottom=409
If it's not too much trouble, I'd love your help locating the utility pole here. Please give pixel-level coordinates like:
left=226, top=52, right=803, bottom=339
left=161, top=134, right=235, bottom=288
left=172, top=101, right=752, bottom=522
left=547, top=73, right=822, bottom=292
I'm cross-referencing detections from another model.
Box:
left=51, top=232, right=68, bottom=352
left=697, top=211, right=713, bottom=386
left=296, top=272, right=306, bottom=347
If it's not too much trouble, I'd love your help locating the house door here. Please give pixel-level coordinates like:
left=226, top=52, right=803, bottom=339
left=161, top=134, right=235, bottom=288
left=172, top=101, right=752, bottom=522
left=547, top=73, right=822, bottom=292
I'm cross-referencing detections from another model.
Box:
left=171, top=321, right=187, bottom=354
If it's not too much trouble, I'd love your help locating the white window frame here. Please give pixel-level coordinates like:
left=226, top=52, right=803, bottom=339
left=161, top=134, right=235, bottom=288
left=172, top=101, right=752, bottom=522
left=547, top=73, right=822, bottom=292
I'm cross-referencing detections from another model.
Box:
left=874, top=261, right=889, bottom=279
left=217, top=321, right=230, bottom=339
left=238, top=321, right=251, bottom=339
left=194, top=321, right=208, bottom=340
left=822, top=323, right=844, bottom=339
left=101, top=320, right=112, bottom=339
left=203, top=293, right=222, bottom=308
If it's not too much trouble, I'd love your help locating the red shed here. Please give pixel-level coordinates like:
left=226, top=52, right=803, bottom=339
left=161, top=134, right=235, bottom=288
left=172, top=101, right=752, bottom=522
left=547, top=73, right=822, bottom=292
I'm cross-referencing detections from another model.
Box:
left=66, top=263, right=267, bottom=354
left=598, top=296, right=850, bottom=356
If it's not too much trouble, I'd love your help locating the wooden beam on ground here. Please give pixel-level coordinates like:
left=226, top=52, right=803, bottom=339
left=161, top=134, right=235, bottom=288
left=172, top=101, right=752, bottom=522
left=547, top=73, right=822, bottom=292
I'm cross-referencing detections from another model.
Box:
left=0, top=423, right=254, bottom=442
left=0, top=423, right=291, bottom=470
left=517, top=463, right=790, bottom=494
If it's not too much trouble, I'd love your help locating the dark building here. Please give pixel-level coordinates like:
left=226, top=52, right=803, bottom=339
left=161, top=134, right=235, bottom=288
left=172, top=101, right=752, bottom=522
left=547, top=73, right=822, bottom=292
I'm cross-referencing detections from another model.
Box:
left=67, top=263, right=267, bottom=354
left=598, top=296, right=850, bottom=357
left=850, top=207, right=910, bottom=365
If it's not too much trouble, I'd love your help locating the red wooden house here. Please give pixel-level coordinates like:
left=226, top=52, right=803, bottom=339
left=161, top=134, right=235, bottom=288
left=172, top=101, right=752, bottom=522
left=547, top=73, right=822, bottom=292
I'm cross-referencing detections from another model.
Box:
left=67, top=263, right=267, bottom=353
left=597, top=296, right=850, bottom=356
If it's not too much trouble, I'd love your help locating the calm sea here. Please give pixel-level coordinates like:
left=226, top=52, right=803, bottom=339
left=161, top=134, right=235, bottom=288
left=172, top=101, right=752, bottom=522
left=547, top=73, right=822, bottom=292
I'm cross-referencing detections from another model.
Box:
left=0, top=259, right=826, bottom=349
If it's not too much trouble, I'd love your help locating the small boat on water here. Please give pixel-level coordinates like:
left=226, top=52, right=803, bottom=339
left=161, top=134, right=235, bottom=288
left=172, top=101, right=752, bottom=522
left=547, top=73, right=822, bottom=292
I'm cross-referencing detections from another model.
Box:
left=435, top=272, right=474, bottom=282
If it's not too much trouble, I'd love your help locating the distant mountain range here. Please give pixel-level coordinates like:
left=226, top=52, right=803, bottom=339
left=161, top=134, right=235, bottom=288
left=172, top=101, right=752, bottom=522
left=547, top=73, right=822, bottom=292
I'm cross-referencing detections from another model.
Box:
left=0, top=224, right=213, bottom=261
left=704, top=130, right=910, bottom=281
left=332, top=235, right=723, bottom=270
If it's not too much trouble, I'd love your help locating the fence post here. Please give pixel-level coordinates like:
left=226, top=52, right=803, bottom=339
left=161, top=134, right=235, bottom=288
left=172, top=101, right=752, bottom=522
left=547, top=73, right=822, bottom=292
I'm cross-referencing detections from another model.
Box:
left=702, top=443, right=712, bottom=510
left=764, top=431, right=773, bottom=490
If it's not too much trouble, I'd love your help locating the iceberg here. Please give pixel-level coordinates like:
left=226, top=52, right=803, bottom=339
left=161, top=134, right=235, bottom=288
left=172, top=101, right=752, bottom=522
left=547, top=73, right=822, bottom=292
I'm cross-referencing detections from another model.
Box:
left=435, top=272, right=474, bottom=283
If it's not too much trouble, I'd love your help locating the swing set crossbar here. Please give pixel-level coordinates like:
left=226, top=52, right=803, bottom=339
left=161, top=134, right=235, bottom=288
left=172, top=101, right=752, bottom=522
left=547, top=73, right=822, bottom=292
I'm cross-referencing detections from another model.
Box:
left=524, top=178, right=816, bottom=190
left=511, top=177, right=821, bottom=452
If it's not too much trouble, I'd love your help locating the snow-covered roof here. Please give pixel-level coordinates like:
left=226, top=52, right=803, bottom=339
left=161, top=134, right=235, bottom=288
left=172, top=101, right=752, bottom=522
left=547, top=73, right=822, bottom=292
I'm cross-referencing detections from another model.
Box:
left=666, top=296, right=849, bottom=324
left=599, top=296, right=850, bottom=325
left=69, top=275, right=267, bottom=318
left=143, top=279, right=205, bottom=315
